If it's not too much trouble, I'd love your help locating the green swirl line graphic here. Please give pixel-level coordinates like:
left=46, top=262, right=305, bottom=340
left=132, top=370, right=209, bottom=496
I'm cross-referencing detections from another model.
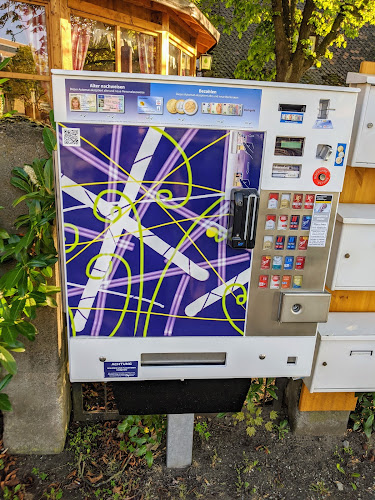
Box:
left=151, top=126, right=192, bottom=209
left=92, top=190, right=144, bottom=336
left=64, top=223, right=79, bottom=254
left=68, top=307, right=76, bottom=337
left=221, top=283, right=247, bottom=336
left=142, top=196, right=224, bottom=337
left=86, top=253, right=132, bottom=337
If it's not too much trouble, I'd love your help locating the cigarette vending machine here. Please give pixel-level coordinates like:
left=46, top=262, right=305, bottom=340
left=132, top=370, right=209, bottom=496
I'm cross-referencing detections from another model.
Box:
left=52, top=70, right=358, bottom=412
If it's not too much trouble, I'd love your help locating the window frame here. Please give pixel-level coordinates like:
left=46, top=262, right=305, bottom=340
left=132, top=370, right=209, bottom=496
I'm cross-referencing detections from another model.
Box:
left=168, top=35, right=195, bottom=77
left=0, top=0, right=52, bottom=83
left=70, top=9, right=161, bottom=75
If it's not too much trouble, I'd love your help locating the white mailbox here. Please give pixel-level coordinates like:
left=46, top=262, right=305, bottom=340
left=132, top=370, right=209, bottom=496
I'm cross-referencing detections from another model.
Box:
left=326, top=203, right=375, bottom=290
left=347, top=72, right=375, bottom=168
left=305, top=313, right=375, bottom=392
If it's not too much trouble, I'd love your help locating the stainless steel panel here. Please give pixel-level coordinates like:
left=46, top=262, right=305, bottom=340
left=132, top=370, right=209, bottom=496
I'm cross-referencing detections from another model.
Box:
left=141, top=352, right=227, bottom=366
left=279, top=292, right=331, bottom=323
left=245, top=190, right=339, bottom=337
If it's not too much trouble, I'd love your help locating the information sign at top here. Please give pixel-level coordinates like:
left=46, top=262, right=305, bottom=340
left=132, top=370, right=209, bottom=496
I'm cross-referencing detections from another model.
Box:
left=65, top=78, right=262, bottom=129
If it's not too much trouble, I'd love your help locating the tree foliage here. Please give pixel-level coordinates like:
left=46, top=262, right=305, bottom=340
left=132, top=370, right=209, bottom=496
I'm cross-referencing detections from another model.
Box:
left=197, top=0, right=375, bottom=82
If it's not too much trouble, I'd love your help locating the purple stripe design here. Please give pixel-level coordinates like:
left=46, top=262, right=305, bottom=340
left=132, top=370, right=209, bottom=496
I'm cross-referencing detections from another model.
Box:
left=91, top=126, right=123, bottom=336
left=164, top=275, right=190, bottom=336
left=218, top=133, right=230, bottom=285
left=58, top=130, right=129, bottom=183
left=67, top=253, right=250, bottom=298
left=178, top=201, right=229, bottom=254
left=90, top=128, right=198, bottom=335
left=64, top=225, right=134, bottom=252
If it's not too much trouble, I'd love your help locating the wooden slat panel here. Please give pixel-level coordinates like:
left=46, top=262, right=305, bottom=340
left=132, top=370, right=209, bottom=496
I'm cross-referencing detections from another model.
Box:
left=0, top=71, right=51, bottom=81
left=360, top=61, right=375, bottom=74
left=299, top=383, right=357, bottom=412
left=339, top=165, right=375, bottom=204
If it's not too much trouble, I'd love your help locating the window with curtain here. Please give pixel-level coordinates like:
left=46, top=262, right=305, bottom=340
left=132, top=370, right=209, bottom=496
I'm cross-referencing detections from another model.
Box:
left=70, top=16, right=115, bottom=72
left=120, top=29, right=156, bottom=74
left=181, top=52, right=192, bottom=76
left=168, top=43, right=180, bottom=76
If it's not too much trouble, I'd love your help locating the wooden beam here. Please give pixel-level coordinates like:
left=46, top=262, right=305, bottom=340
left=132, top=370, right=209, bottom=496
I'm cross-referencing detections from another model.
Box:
left=115, top=26, right=121, bottom=72
left=169, top=32, right=195, bottom=56
left=68, top=0, right=161, bottom=33
left=160, top=12, right=169, bottom=75
left=0, top=71, right=51, bottom=81
left=299, top=383, right=357, bottom=412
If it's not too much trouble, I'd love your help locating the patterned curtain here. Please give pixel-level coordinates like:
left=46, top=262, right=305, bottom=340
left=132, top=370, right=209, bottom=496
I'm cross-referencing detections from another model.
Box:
left=136, top=33, right=155, bottom=74
left=71, top=22, right=91, bottom=71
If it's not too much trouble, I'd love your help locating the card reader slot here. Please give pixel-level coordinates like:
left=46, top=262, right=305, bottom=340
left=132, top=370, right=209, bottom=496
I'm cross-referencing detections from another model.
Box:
left=141, top=352, right=227, bottom=366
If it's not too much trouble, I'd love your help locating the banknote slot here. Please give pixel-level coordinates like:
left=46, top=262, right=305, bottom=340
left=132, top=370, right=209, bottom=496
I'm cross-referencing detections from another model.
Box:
left=278, top=104, right=306, bottom=112
left=141, top=352, right=227, bottom=366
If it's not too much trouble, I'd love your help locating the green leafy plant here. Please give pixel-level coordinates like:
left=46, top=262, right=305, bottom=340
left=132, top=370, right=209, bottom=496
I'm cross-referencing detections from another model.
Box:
left=3, top=483, right=24, bottom=500
left=32, top=467, right=49, bottom=480
left=0, top=110, right=59, bottom=410
left=195, top=420, right=211, bottom=441
left=118, top=414, right=166, bottom=468
left=42, top=487, right=63, bottom=500
left=274, top=419, right=289, bottom=440
left=233, top=379, right=278, bottom=437
left=350, top=393, right=375, bottom=439
left=309, top=481, right=331, bottom=498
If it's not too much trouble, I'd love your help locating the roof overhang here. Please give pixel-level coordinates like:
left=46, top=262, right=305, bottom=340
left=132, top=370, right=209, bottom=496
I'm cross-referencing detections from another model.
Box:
left=151, top=0, right=219, bottom=54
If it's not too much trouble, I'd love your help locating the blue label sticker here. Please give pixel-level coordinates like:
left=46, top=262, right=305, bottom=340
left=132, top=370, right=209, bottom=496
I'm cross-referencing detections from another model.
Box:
left=104, top=361, right=138, bottom=378
left=334, top=143, right=346, bottom=167
left=137, top=96, right=164, bottom=114
left=280, top=112, right=304, bottom=124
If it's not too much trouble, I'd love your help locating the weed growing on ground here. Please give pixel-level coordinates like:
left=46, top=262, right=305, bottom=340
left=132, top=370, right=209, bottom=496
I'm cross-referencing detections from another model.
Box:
left=210, top=448, right=222, bottom=468
left=195, top=420, right=211, bottom=441
left=350, top=393, right=375, bottom=438
left=3, top=484, right=24, bottom=500
left=233, top=379, right=279, bottom=438
left=42, top=487, right=63, bottom=500
left=274, top=419, right=289, bottom=440
left=32, top=467, right=48, bottom=480
left=309, top=481, right=331, bottom=497
left=118, top=414, right=166, bottom=467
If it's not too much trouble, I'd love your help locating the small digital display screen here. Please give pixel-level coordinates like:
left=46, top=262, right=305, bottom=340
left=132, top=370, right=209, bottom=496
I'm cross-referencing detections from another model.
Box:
left=275, top=137, right=304, bottom=156
left=281, top=141, right=301, bottom=149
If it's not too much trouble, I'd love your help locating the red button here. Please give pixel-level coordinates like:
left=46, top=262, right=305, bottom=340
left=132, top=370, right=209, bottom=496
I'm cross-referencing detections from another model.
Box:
left=313, top=167, right=330, bottom=186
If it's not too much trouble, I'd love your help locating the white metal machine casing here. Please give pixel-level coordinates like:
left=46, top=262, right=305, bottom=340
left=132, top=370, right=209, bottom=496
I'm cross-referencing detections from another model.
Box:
left=305, top=313, right=375, bottom=392
left=52, top=70, right=358, bottom=383
left=326, top=204, right=375, bottom=291
left=347, top=72, right=375, bottom=168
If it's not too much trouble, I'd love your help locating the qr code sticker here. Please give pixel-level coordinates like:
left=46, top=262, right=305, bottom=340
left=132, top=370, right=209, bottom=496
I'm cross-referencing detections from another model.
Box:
left=62, top=128, right=81, bottom=147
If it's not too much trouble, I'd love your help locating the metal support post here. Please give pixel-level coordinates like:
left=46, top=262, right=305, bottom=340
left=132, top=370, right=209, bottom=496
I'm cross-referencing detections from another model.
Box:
left=166, top=414, right=194, bottom=468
